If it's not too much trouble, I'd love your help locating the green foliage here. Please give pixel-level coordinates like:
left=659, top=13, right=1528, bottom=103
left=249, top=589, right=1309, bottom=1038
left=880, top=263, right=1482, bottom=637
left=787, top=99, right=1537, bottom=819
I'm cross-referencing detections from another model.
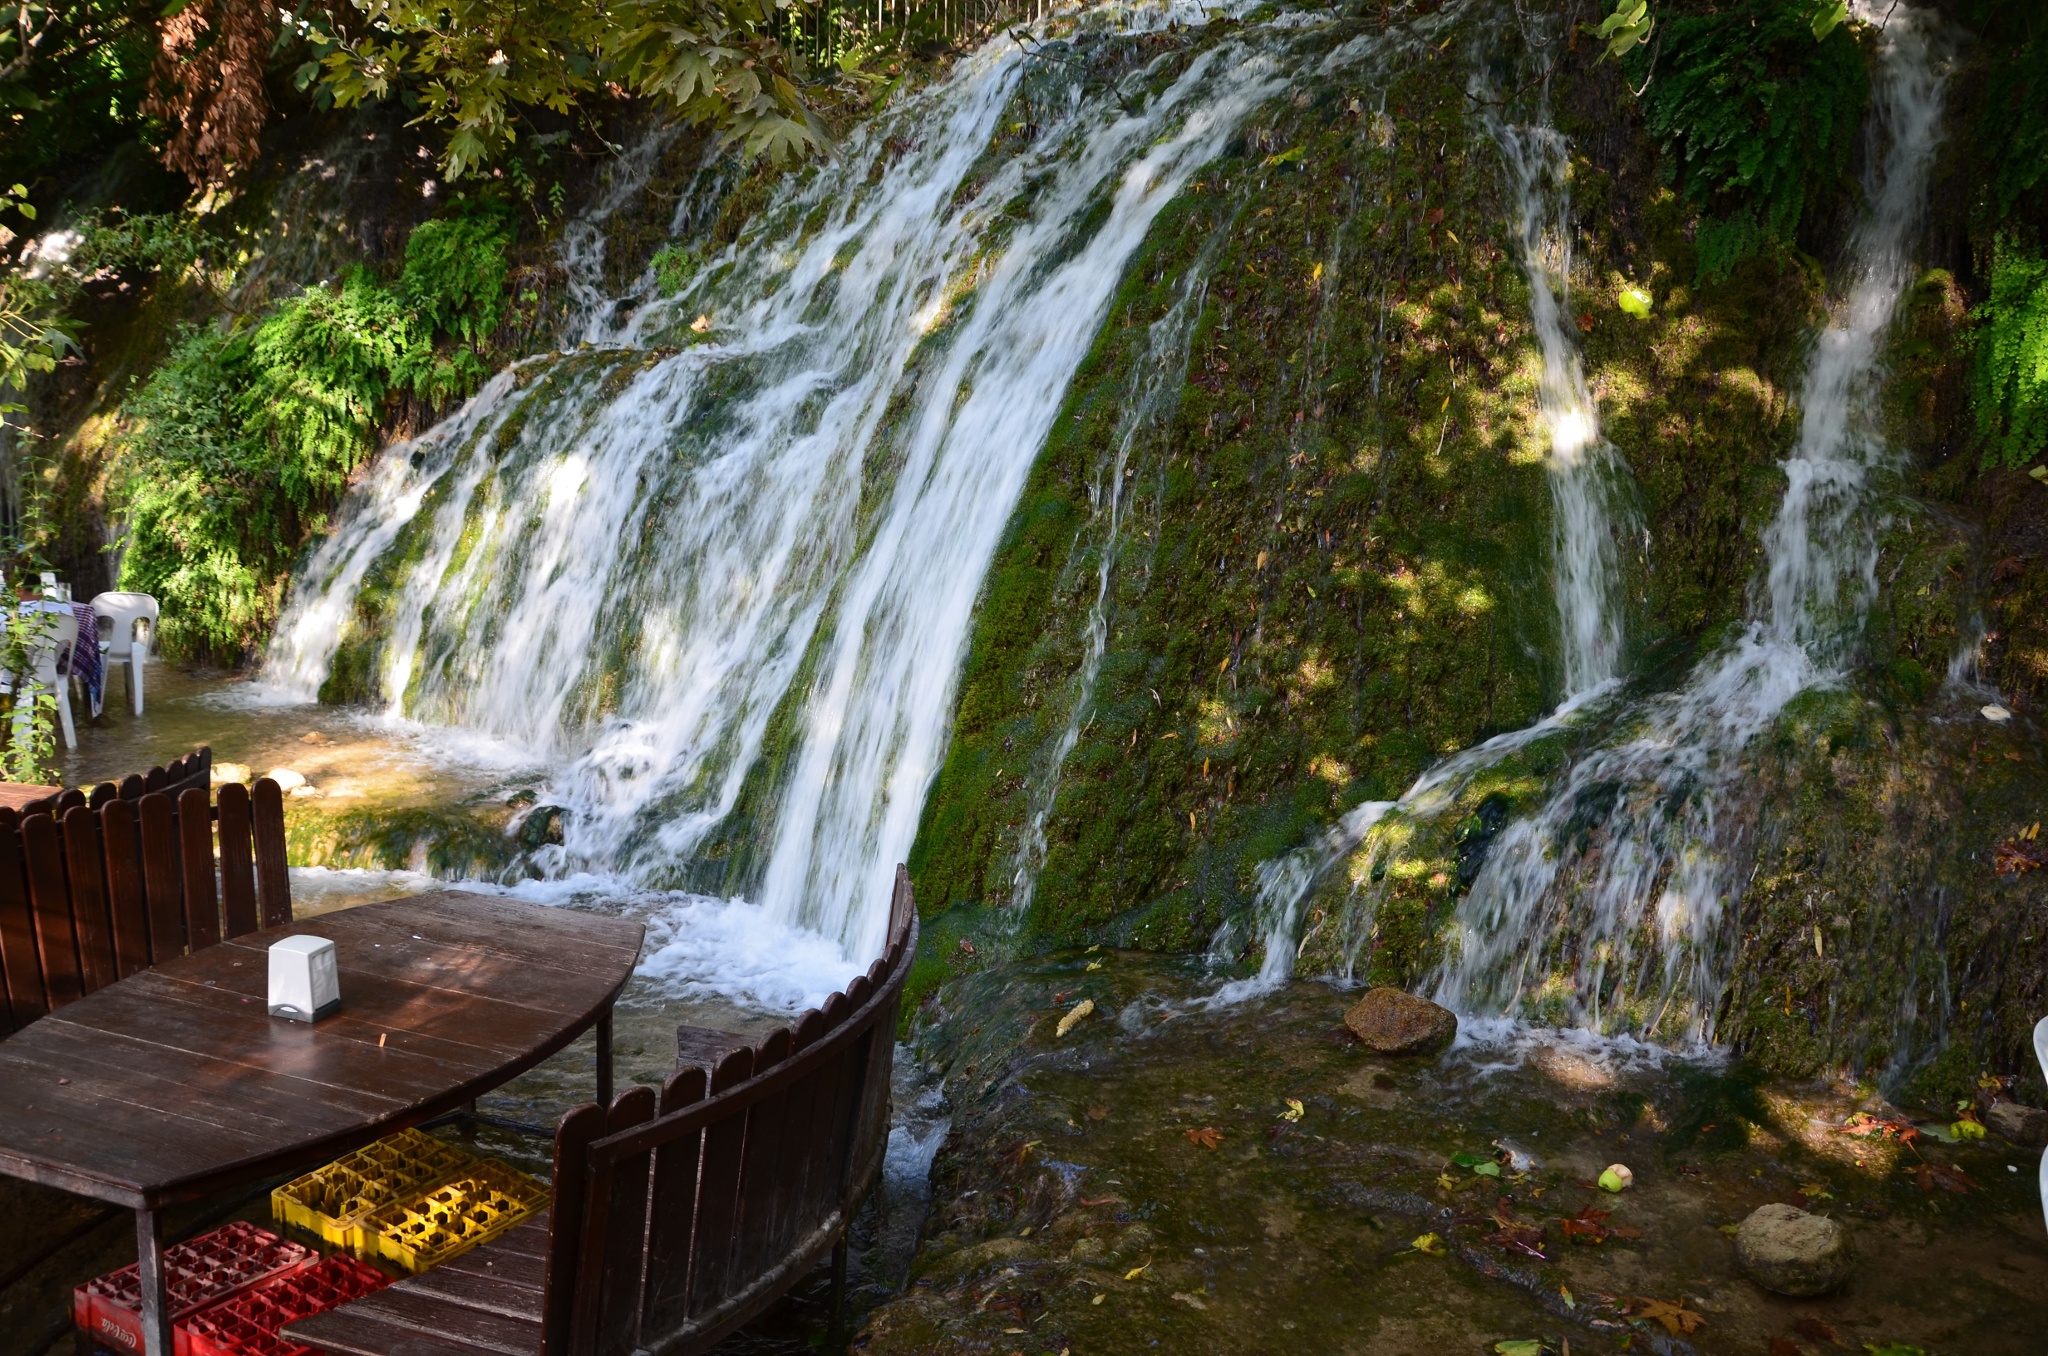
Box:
left=1631, top=0, right=1867, bottom=282
left=651, top=243, right=701, bottom=297
left=399, top=206, right=512, bottom=345
left=70, top=210, right=223, bottom=280
left=1582, top=0, right=1653, bottom=64
left=1971, top=237, right=2048, bottom=469
left=0, top=0, right=160, bottom=188
left=0, top=275, right=77, bottom=418
left=307, top=0, right=827, bottom=181
left=0, top=607, right=60, bottom=785
left=1968, top=2, right=2048, bottom=225
left=110, top=209, right=512, bottom=660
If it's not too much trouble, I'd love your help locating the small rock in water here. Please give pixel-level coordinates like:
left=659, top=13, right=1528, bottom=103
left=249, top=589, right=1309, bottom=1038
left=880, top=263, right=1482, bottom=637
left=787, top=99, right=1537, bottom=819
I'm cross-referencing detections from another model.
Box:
left=299, top=731, right=332, bottom=745
left=265, top=768, right=307, bottom=792
left=289, top=784, right=322, bottom=799
left=1986, top=1100, right=2048, bottom=1147
left=1981, top=704, right=2012, bottom=722
left=212, top=762, right=251, bottom=786
left=1734, top=1202, right=1852, bottom=1296
left=1342, top=988, right=1457, bottom=1056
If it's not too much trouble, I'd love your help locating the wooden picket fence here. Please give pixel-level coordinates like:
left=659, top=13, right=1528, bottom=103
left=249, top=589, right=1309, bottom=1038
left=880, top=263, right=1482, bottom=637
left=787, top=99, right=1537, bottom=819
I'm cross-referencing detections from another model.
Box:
left=785, top=0, right=1054, bottom=66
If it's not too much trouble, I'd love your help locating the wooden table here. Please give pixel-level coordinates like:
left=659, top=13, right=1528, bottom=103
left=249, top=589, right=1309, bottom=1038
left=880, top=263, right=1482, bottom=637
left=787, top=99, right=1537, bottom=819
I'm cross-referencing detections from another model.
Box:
left=0, top=781, right=61, bottom=813
left=0, top=891, right=643, bottom=1356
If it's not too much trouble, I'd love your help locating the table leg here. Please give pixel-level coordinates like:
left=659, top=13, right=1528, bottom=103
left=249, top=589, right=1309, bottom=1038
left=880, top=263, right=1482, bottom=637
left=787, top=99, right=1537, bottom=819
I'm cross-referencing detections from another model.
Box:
left=596, top=1008, right=614, bottom=1108
left=134, top=1207, right=172, bottom=1356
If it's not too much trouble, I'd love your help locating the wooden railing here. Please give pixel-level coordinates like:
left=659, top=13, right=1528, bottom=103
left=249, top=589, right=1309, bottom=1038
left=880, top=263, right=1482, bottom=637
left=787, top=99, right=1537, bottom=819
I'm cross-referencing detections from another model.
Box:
left=0, top=752, right=292, bottom=1036
left=785, top=0, right=1047, bottom=66
left=547, top=867, right=917, bottom=1355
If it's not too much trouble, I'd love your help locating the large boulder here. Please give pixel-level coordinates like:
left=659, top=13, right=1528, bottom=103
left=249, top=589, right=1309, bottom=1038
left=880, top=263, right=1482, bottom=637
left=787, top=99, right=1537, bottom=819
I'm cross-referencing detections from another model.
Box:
left=1986, top=1101, right=2048, bottom=1148
left=1343, top=988, right=1457, bottom=1056
left=1734, top=1203, right=1852, bottom=1297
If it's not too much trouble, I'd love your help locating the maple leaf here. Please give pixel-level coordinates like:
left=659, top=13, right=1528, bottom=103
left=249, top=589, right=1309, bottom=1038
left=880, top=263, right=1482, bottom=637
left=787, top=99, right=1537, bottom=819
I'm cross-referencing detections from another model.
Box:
left=1630, top=1297, right=1706, bottom=1336
left=1184, top=1125, right=1223, bottom=1149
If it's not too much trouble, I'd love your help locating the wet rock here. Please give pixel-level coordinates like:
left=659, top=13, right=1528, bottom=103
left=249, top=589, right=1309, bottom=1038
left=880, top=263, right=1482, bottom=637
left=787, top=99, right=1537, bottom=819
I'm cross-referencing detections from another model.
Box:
left=1986, top=1100, right=2048, bottom=1147
left=520, top=805, right=567, bottom=848
left=265, top=767, right=307, bottom=792
left=212, top=762, right=251, bottom=786
left=1342, top=988, right=1456, bottom=1055
left=1734, top=1203, right=1852, bottom=1296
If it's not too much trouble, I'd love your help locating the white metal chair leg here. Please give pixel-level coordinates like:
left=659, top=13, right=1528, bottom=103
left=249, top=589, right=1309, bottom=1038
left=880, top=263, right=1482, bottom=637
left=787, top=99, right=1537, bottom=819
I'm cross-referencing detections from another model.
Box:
left=130, top=650, right=144, bottom=717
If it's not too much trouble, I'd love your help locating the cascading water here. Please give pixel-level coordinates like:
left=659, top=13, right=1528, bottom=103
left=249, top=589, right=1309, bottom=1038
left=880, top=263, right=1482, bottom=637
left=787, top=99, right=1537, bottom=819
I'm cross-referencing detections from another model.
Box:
left=1430, top=1, right=1950, bottom=1041
left=265, top=0, right=1466, bottom=967
left=1213, top=24, right=1633, bottom=994
left=1489, top=104, right=1632, bottom=697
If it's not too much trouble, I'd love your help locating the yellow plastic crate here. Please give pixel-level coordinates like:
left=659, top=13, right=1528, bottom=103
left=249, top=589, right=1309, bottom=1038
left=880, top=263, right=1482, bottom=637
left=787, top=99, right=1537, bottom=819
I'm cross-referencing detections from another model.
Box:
left=359, top=1159, right=550, bottom=1274
left=271, top=1128, right=479, bottom=1252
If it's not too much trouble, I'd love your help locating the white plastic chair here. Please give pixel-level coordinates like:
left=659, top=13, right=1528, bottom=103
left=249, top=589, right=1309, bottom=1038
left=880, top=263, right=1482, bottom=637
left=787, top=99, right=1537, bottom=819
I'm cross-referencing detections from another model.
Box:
left=91, top=591, right=158, bottom=717
left=2037, top=1015, right=2048, bottom=1238
left=0, top=601, right=78, bottom=752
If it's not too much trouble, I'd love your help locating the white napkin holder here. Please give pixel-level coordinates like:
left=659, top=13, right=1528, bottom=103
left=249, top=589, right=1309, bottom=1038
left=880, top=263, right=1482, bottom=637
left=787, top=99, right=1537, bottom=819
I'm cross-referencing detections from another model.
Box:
left=268, top=936, right=340, bottom=1022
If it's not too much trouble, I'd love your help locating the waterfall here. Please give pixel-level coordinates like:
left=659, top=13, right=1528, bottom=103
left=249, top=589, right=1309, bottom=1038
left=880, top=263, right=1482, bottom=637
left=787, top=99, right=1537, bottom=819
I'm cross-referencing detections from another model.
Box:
left=264, top=0, right=1465, bottom=965
left=1432, top=1, right=1949, bottom=1041
left=1213, top=23, right=1634, bottom=994
left=1490, top=105, right=1632, bottom=697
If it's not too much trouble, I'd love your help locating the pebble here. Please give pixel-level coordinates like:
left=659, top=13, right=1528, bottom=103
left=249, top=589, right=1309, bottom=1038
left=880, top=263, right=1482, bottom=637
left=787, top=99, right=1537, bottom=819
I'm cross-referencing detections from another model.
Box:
left=1734, top=1202, right=1852, bottom=1296
left=265, top=767, right=307, bottom=792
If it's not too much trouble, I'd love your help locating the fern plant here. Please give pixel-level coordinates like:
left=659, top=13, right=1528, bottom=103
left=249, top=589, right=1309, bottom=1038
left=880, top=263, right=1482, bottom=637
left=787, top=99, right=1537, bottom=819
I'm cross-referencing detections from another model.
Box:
left=109, top=206, right=516, bottom=661
left=1628, top=0, right=1867, bottom=282
left=1973, top=237, right=2048, bottom=470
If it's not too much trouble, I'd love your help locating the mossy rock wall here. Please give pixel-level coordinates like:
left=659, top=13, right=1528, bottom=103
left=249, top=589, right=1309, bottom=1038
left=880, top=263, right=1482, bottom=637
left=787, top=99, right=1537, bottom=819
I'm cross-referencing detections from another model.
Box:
left=906, top=4, right=2048, bottom=1094
left=909, top=15, right=1824, bottom=954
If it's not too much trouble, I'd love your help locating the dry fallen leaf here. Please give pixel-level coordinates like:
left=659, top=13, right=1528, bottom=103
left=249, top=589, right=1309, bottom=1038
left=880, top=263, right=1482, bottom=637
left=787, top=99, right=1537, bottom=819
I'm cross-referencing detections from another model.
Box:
left=1085, top=1105, right=1108, bottom=1121
left=1056, top=998, right=1095, bottom=1037
left=1630, top=1297, right=1706, bottom=1336
left=1409, top=1232, right=1446, bottom=1255
left=1280, top=1098, right=1305, bottom=1122
left=1184, top=1125, right=1223, bottom=1149
left=1770, top=1339, right=1802, bottom=1356
left=1124, top=1262, right=1149, bottom=1281
left=1793, top=1318, right=1836, bottom=1344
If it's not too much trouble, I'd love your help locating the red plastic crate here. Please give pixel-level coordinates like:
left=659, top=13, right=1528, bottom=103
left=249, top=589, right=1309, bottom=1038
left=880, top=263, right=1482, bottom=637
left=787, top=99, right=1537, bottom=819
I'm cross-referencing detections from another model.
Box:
left=178, top=1253, right=391, bottom=1356
left=72, top=1222, right=315, bottom=1356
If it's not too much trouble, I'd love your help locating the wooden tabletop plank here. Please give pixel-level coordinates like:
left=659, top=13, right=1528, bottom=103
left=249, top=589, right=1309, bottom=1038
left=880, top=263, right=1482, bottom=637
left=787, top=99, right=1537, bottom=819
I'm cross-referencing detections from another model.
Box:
left=152, top=956, right=589, bottom=1061
left=281, top=1305, right=539, bottom=1356
left=289, top=1289, right=543, bottom=1356
left=0, top=896, right=641, bottom=1208
left=395, top=1265, right=548, bottom=1321
left=255, top=892, right=645, bottom=974
left=436, top=1242, right=547, bottom=1292
left=0, top=783, right=60, bottom=813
